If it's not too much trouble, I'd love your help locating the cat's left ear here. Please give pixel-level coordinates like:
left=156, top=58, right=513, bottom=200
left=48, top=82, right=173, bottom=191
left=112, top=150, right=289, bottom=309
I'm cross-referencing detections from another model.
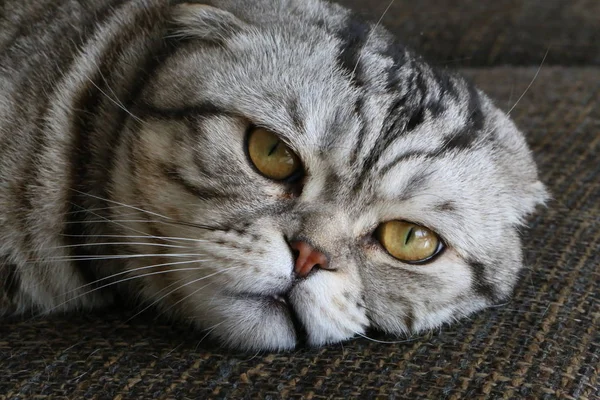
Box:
left=170, top=3, right=248, bottom=43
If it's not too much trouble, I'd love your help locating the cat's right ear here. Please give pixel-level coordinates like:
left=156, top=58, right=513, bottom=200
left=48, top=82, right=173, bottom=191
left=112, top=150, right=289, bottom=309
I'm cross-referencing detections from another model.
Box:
left=170, top=3, right=248, bottom=43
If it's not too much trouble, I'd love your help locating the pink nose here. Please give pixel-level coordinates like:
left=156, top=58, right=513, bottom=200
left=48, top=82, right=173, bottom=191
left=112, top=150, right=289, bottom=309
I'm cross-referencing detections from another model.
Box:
left=290, top=241, right=330, bottom=278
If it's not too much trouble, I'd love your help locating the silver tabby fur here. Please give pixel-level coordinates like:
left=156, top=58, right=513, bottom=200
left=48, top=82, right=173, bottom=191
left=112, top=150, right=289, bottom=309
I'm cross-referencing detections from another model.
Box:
left=0, top=0, right=547, bottom=350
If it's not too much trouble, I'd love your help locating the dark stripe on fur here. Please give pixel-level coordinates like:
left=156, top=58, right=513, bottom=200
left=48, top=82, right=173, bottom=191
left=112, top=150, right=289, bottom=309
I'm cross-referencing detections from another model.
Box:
left=320, top=169, right=343, bottom=202
left=467, top=83, right=485, bottom=132
left=399, top=171, right=432, bottom=200
left=433, top=68, right=459, bottom=101
left=383, top=41, right=408, bottom=91
left=376, top=129, right=478, bottom=181
left=434, top=200, right=458, bottom=213
left=377, top=150, right=429, bottom=178
left=136, top=102, right=229, bottom=120
left=469, top=261, right=498, bottom=301
left=353, top=67, right=450, bottom=192
left=2, top=0, right=132, bottom=307
left=353, top=123, right=405, bottom=193
left=64, top=14, right=130, bottom=289
left=403, top=308, right=415, bottom=332
left=433, top=83, right=484, bottom=156
left=288, top=98, right=304, bottom=132
left=444, top=130, right=477, bottom=151
left=17, top=132, right=45, bottom=257
left=336, top=13, right=371, bottom=86
left=0, top=257, right=20, bottom=299
left=11, top=1, right=114, bottom=263
left=161, top=165, right=236, bottom=201
left=380, top=95, right=410, bottom=139
left=405, top=106, right=425, bottom=132
left=64, top=2, right=171, bottom=289
left=434, top=87, right=484, bottom=156
left=377, top=84, right=485, bottom=180
left=348, top=97, right=368, bottom=165
left=377, top=131, right=480, bottom=181
left=0, top=1, right=66, bottom=57
left=383, top=291, right=416, bottom=331
left=382, top=68, right=453, bottom=140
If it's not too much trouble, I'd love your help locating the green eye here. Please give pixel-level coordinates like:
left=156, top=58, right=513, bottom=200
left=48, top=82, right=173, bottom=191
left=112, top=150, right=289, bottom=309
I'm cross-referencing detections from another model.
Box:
left=247, top=127, right=301, bottom=180
left=376, top=221, right=443, bottom=263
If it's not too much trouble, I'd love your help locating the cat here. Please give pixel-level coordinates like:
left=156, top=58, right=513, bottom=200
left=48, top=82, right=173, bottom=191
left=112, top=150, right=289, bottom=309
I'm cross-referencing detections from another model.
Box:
left=0, top=0, right=547, bottom=351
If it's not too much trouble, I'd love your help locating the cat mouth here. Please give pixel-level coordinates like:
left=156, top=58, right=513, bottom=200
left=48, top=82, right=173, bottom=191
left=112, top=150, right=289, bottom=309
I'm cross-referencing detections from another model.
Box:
left=271, top=294, right=288, bottom=304
left=235, top=291, right=308, bottom=346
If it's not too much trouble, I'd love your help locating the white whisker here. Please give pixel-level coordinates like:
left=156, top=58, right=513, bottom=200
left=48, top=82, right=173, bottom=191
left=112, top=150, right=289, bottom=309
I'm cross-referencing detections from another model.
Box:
left=65, top=219, right=158, bottom=224
left=353, top=331, right=420, bottom=344
left=64, top=205, right=128, bottom=215
left=46, top=242, right=192, bottom=250
left=60, top=234, right=206, bottom=243
left=70, top=189, right=172, bottom=221
left=59, top=259, right=210, bottom=296
left=145, top=275, right=189, bottom=299
left=26, top=253, right=205, bottom=263
left=97, top=212, right=149, bottom=219
left=67, top=201, right=182, bottom=244
left=41, top=262, right=212, bottom=315
left=195, top=320, right=227, bottom=348
left=350, top=0, right=396, bottom=79
left=124, top=266, right=243, bottom=324
left=83, top=75, right=145, bottom=124
left=507, top=48, right=549, bottom=115
left=157, top=281, right=214, bottom=317
left=90, top=57, right=132, bottom=119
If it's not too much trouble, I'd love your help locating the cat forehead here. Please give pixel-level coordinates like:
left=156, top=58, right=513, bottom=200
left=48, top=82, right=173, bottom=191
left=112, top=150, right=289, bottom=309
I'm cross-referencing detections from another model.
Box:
left=151, top=0, right=503, bottom=200
left=149, top=2, right=493, bottom=197
left=150, top=25, right=475, bottom=137
left=161, top=0, right=481, bottom=123
left=150, top=1, right=380, bottom=109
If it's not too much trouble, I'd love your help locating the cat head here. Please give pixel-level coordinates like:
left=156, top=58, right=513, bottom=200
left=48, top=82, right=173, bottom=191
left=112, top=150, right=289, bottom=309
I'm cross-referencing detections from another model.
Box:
left=111, top=0, right=548, bottom=350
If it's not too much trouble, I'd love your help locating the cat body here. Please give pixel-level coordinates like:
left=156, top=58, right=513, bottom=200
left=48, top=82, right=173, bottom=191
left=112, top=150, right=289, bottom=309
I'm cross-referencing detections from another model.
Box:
left=0, top=0, right=547, bottom=350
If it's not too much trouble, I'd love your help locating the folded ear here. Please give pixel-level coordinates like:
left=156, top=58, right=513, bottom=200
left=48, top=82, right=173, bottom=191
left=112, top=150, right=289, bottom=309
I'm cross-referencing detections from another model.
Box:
left=170, top=3, right=247, bottom=42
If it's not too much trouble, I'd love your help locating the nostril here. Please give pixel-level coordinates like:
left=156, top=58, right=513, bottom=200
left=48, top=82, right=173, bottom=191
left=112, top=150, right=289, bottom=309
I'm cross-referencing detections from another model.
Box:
left=292, top=249, right=300, bottom=261
left=289, top=240, right=331, bottom=278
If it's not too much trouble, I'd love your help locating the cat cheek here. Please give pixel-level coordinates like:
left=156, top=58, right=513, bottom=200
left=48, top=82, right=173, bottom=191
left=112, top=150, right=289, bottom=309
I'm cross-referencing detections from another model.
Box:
left=207, top=242, right=294, bottom=294
left=203, top=296, right=298, bottom=351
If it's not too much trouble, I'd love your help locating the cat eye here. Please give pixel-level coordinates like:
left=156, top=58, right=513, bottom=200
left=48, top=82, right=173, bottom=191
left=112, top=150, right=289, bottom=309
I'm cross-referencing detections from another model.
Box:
left=247, top=127, right=302, bottom=181
left=376, top=221, right=444, bottom=264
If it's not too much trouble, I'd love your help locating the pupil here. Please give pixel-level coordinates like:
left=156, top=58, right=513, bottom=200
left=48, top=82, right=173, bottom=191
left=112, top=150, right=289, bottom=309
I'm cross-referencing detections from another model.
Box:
left=268, top=141, right=280, bottom=156
left=404, top=227, right=414, bottom=246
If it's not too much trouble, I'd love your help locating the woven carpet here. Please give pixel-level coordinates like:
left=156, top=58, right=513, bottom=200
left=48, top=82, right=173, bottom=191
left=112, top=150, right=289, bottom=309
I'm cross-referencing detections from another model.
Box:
left=340, top=0, right=600, bottom=66
left=1, top=1, right=599, bottom=399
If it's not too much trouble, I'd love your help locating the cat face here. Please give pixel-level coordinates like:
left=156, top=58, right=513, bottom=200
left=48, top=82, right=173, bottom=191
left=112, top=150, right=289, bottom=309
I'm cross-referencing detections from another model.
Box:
left=111, top=0, right=547, bottom=350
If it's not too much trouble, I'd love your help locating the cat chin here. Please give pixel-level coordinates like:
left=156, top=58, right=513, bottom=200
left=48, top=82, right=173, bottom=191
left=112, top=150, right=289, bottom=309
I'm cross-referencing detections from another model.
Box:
left=198, top=294, right=298, bottom=351
left=288, top=273, right=369, bottom=347
left=193, top=272, right=369, bottom=351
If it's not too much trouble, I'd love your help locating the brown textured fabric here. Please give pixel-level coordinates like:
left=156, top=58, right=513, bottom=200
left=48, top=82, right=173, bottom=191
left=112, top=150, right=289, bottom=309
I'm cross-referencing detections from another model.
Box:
left=337, top=0, right=600, bottom=66
left=1, top=66, right=598, bottom=399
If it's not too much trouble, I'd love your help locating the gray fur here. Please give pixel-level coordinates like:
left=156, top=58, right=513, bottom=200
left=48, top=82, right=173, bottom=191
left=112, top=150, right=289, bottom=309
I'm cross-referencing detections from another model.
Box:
left=0, top=0, right=547, bottom=350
